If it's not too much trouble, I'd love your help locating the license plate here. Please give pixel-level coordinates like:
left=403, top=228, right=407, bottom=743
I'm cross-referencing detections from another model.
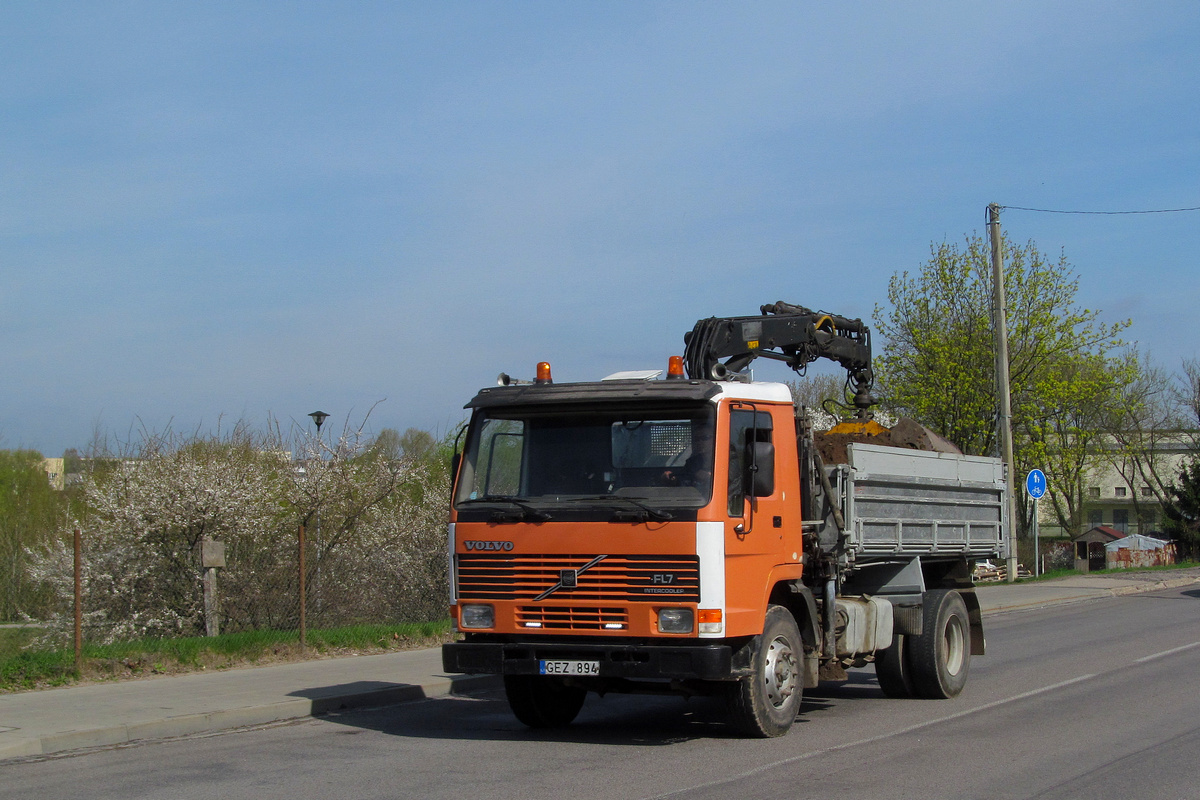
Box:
left=539, top=659, right=600, bottom=676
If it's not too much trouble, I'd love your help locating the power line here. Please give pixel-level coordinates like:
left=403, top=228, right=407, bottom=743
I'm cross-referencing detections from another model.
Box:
left=999, top=204, right=1200, bottom=215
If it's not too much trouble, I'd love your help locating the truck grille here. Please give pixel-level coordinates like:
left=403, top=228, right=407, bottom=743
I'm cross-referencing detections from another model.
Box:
left=456, top=553, right=701, bottom=603
left=516, top=606, right=629, bottom=630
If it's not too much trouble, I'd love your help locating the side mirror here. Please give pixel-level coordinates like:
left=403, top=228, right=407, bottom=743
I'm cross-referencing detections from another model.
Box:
left=450, top=452, right=462, bottom=487
left=747, top=441, right=775, bottom=497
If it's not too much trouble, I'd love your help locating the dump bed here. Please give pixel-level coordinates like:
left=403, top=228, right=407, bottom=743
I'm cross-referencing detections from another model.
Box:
left=836, top=443, right=1010, bottom=560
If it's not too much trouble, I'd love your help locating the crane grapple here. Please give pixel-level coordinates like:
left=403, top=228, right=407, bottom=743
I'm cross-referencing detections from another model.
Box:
left=683, top=301, right=875, bottom=414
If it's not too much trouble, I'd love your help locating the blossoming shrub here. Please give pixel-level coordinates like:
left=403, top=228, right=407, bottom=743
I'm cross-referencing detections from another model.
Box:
left=27, top=423, right=451, bottom=643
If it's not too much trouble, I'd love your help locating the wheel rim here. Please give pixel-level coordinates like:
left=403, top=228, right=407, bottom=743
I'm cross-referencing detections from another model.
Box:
left=763, top=634, right=798, bottom=709
left=942, top=614, right=966, bottom=676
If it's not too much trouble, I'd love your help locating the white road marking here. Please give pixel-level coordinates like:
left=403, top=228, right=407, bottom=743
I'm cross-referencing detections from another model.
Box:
left=644, top=674, right=1098, bottom=800
left=1134, top=641, right=1200, bottom=663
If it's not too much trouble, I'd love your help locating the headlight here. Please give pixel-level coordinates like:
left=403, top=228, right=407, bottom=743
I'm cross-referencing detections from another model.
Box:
left=657, top=607, right=694, bottom=634
left=459, top=604, right=495, bottom=629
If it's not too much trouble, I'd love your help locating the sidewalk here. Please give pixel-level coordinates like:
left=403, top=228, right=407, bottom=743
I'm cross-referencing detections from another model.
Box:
left=974, top=566, right=1200, bottom=613
left=4, top=568, right=1199, bottom=761
left=0, top=648, right=495, bottom=761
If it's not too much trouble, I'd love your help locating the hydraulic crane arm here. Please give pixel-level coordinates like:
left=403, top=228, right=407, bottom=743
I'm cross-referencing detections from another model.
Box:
left=683, top=301, right=876, bottom=414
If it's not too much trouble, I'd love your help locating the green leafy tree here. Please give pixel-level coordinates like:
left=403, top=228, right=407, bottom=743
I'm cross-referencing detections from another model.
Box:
left=62, top=448, right=85, bottom=476
left=1163, top=458, right=1200, bottom=560
left=874, top=234, right=1132, bottom=536
left=398, top=428, right=437, bottom=461
left=368, top=428, right=404, bottom=461
left=1021, top=351, right=1137, bottom=537
left=0, top=450, right=69, bottom=620
left=369, top=427, right=440, bottom=464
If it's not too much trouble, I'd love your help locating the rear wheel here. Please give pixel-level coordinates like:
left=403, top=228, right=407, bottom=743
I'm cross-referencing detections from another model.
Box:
left=503, top=675, right=587, bottom=728
left=906, top=589, right=970, bottom=699
left=874, top=632, right=914, bottom=698
left=726, top=605, right=803, bottom=737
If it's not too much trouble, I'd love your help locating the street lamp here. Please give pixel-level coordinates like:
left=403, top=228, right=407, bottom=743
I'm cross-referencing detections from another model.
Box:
left=307, top=410, right=330, bottom=618
left=308, top=410, right=329, bottom=434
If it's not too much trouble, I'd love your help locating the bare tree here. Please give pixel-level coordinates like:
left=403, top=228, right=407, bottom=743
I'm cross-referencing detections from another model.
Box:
left=1177, top=358, right=1200, bottom=433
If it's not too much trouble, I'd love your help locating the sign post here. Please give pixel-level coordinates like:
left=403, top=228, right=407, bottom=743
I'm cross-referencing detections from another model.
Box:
left=1026, top=469, right=1047, bottom=576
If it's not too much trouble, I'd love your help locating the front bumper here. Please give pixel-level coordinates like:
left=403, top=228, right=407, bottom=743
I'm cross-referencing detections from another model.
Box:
left=443, top=640, right=737, bottom=681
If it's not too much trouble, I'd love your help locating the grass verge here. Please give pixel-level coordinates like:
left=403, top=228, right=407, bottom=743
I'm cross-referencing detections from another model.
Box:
left=0, top=620, right=454, bottom=694
left=1011, top=560, right=1200, bottom=584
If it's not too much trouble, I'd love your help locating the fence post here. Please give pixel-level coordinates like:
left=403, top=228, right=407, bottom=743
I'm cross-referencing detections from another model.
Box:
left=202, top=567, right=219, bottom=637
left=298, top=523, right=306, bottom=651
left=201, top=538, right=225, bottom=637
left=73, top=527, right=82, bottom=672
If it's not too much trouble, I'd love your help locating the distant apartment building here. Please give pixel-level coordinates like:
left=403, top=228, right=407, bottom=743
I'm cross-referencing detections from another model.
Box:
left=1079, top=474, right=1161, bottom=537
left=41, top=457, right=65, bottom=491
left=1038, top=433, right=1196, bottom=539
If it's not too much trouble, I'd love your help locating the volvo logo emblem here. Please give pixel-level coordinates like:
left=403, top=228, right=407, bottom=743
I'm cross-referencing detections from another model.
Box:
left=534, top=554, right=609, bottom=601
left=464, top=540, right=514, bottom=551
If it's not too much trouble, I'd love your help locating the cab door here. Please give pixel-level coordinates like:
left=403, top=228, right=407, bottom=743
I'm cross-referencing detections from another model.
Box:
left=722, top=404, right=796, bottom=635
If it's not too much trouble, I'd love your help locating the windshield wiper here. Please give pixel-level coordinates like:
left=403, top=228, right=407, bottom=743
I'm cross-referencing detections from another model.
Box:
left=566, top=495, right=674, bottom=522
left=463, top=495, right=552, bottom=522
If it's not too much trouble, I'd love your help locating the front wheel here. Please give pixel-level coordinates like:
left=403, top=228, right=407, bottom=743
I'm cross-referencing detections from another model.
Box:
left=504, top=675, right=587, bottom=728
left=906, top=589, right=970, bottom=699
left=726, top=605, right=803, bottom=737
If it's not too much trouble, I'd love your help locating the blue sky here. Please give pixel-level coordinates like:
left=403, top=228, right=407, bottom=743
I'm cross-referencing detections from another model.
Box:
left=3, top=2, right=1197, bottom=456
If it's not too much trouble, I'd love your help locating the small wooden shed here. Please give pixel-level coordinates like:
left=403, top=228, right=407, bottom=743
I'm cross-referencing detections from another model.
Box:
left=1072, top=525, right=1126, bottom=572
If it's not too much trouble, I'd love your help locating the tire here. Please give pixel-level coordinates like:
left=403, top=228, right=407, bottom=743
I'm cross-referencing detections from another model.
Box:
left=874, top=633, right=914, bottom=698
left=503, top=675, right=587, bottom=728
left=726, top=605, right=803, bottom=737
left=906, top=589, right=970, bottom=699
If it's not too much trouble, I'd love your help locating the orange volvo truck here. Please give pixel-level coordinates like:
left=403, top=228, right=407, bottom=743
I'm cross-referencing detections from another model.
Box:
left=442, top=302, right=1010, bottom=737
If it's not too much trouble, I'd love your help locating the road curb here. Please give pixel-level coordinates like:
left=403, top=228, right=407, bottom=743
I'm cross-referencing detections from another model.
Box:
left=0, top=673, right=500, bottom=761
left=1110, top=575, right=1200, bottom=596
left=980, top=574, right=1200, bottom=615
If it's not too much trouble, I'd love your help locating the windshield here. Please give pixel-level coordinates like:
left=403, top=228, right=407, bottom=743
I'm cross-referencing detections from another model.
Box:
left=455, top=405, right=716, bottom=509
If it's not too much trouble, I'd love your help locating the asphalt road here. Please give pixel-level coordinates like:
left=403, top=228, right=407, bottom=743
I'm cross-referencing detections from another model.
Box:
left=5, top=586, right=1200, bottom=800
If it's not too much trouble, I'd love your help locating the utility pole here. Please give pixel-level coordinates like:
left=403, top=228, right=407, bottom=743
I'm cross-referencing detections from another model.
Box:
left=988, top=203, right=1019, bottom=583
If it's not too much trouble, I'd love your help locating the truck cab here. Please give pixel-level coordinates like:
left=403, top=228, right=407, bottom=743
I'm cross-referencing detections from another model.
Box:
left=447, top=372, right=803, bottom=628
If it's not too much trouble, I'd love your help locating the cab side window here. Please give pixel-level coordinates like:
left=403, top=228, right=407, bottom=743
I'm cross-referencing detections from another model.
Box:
left=728, top=409, right=772, bottom=516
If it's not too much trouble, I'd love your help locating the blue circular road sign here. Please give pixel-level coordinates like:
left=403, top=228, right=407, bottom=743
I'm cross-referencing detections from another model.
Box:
left=1026, top=469, right=1047, bottom=499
